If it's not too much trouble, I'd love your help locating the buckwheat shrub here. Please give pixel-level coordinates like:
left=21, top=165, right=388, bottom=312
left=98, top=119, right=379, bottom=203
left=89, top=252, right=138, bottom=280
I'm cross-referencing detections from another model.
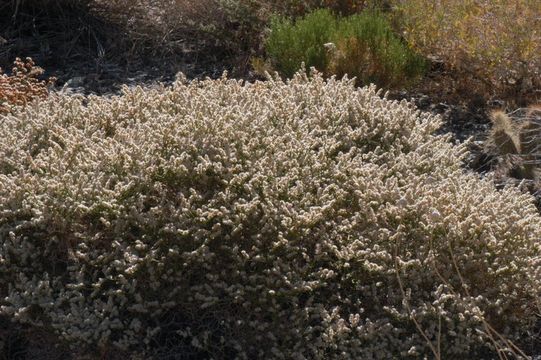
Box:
left=0, top=57, right=54, bottom=114
left=1, top=71, right=540, bottom=359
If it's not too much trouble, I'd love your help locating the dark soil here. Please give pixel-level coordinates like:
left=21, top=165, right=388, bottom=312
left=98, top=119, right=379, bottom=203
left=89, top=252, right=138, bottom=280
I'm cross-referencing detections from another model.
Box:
left=0, top=0, right=240, bottom=96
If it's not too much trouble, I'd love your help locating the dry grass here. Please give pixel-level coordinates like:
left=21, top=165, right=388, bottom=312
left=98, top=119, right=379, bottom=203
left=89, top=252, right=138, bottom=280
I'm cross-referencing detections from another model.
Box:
left=394, top=0, right=541, bottom=104
left=0, top=0, right=273, bottom=76
left=0, top=0, right=140, bottom=76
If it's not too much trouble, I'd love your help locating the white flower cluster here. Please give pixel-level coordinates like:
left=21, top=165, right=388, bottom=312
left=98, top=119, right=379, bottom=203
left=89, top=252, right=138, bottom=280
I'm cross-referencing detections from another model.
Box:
left=1, top=71, right=540, bottom=358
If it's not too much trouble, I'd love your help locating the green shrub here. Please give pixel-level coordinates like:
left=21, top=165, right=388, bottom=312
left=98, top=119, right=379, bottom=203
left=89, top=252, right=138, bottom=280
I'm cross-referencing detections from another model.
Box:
left=265, top=9, right=337, bottom=78
left=266, top=9, right=425, bottom=88
left=1, top=71, right=541, bottom=358
left=330, top=11, right=426, bottom=88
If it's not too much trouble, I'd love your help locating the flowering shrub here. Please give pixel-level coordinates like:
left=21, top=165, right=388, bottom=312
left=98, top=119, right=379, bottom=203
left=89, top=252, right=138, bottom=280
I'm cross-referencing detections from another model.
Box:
left=0, top=71, right=540, bottom=358
left=0, top=58, right=54, bottom=114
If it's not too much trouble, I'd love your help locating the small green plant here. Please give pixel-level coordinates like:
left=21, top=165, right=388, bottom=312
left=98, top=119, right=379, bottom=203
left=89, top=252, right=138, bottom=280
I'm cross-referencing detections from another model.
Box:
left=265, top=9, right=337, bottom=78
left=265, top=9, right=425, bottom=88
left=329, top=11, right=426, bottom=88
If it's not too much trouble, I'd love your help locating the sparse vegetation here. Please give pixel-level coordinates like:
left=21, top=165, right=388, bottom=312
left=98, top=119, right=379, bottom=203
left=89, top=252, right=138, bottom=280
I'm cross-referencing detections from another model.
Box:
left=394, top=0, right=541, bottom=102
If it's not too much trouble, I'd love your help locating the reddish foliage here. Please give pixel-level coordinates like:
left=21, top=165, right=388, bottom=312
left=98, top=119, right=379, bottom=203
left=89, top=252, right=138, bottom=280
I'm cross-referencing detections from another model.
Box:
left=0, top=57, right=55, bottom=114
